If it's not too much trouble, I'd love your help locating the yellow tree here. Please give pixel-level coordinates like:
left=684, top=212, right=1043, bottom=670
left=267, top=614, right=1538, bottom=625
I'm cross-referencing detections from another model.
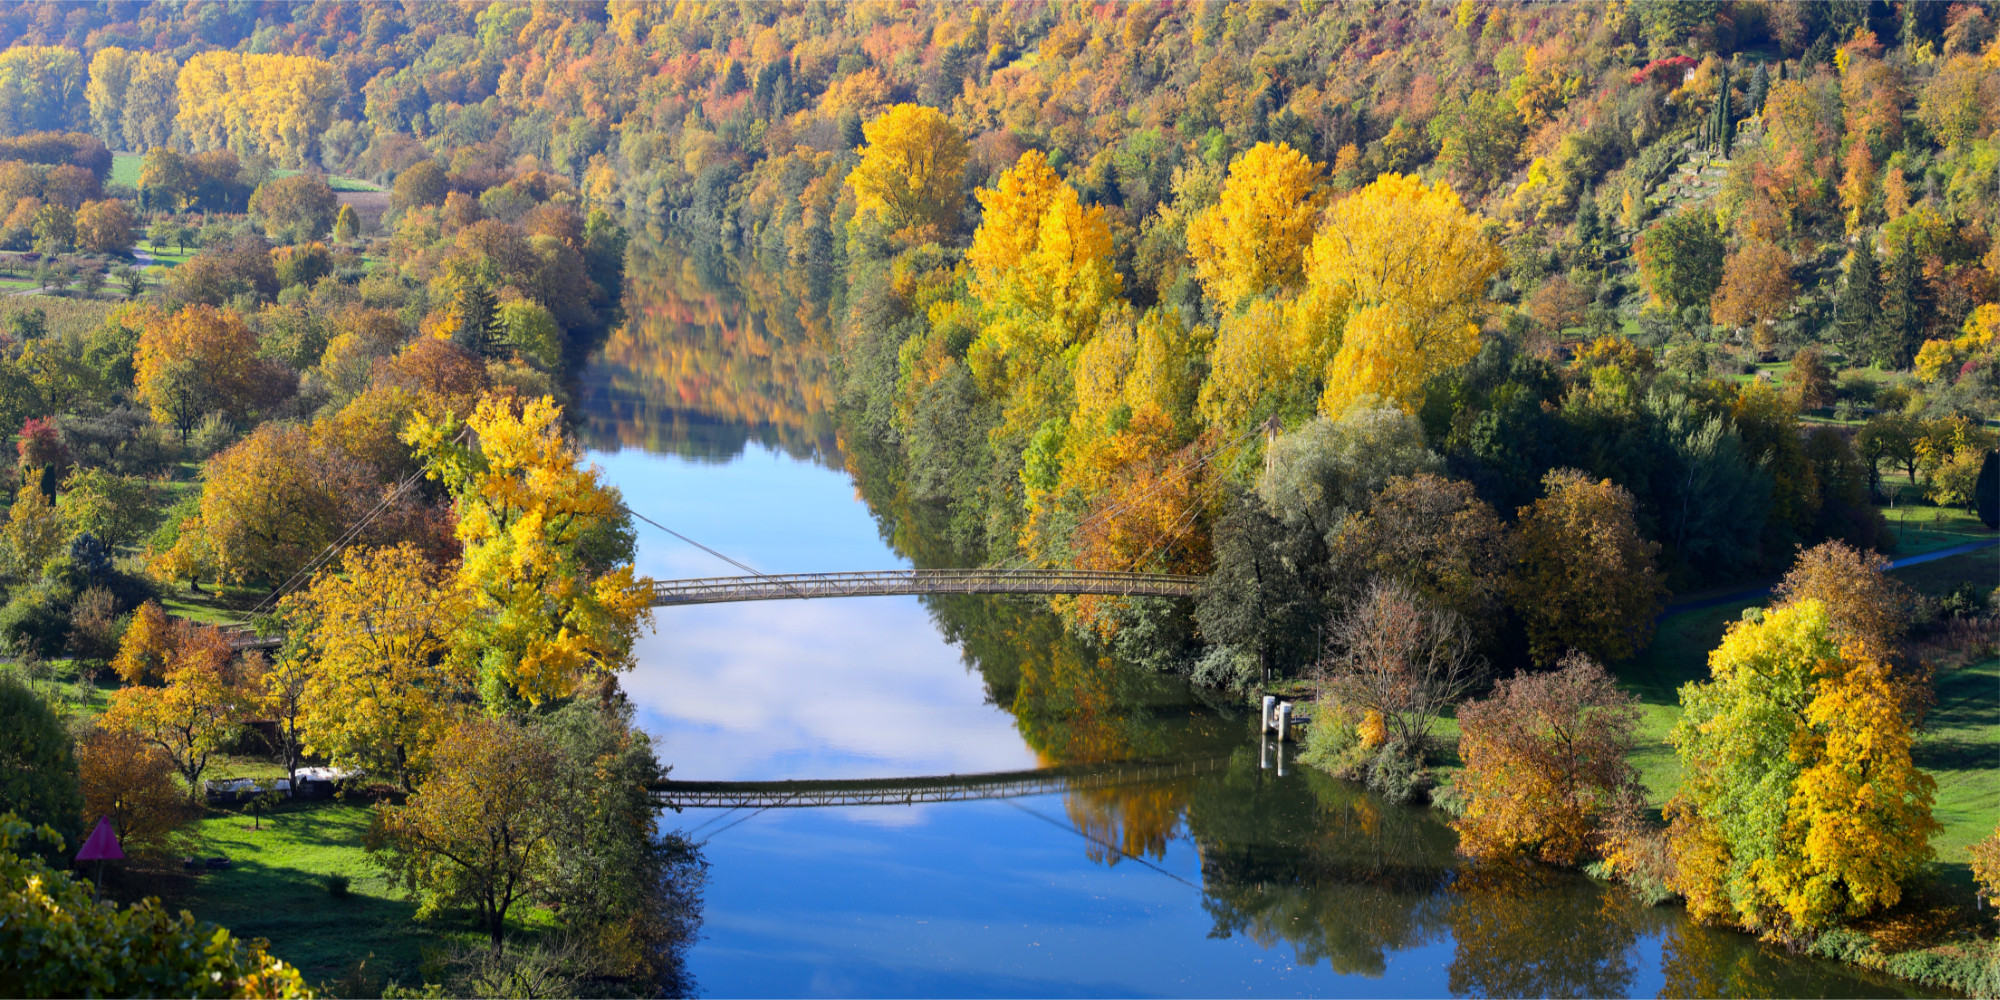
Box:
left=159, top=423, right=391, bottom=588
left=1309, top=174, right=1503, bottom=414
left=85, top=47, right=135, bottom=146
left=966, top=179, right=1123, bottom=394
left=1194, top=295, right=1331, bottom=430
left=1186, top=141, right=1327, bottom=308
left=132, top=305, right=272, bottom=444
left=967, top=149, right=1065, bottom=303
left=283, top=543, right=476, bottom=789
left=406, top=394, right=653, bottom=706
left=175, top=52, right=339, bottom=168
left=1668, top=600, right=1938, bottom=937
left=845, top=103, right=968, bottom=239
left=0, top=467, right=65, bottom=580
left=367, top=718, right=563, bottom=951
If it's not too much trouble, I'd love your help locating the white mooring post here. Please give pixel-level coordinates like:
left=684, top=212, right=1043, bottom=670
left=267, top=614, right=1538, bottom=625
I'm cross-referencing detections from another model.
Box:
left=1276, top=702, right=1293, bottom=743
left=1261, top=695, right=1276, bottom=734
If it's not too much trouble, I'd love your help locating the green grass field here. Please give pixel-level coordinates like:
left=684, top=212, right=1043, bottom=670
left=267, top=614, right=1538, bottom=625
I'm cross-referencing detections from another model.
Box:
left=114, top=150, right=381, bottom=194
left=109, top=150, right=143, bottom=188
left=159, top=803, right=501, bottom=994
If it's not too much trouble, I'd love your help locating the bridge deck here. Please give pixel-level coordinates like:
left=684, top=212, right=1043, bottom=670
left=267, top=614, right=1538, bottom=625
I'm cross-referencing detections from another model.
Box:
left=649, top=756, right=1228, bottom=809
left=226, top=569, right=1203, bottom=648
left=649, top=568, right=1202, bottom=606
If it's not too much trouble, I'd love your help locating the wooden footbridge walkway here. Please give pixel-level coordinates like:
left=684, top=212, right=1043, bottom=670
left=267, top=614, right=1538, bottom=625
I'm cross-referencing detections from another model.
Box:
left=648, top=755, right=1229, bottom=810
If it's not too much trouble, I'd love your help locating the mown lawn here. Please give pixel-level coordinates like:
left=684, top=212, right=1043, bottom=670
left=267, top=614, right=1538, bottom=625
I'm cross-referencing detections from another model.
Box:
left=160, top=803, right=490, bottom=995
left=109, top=150, right=143, bottom=188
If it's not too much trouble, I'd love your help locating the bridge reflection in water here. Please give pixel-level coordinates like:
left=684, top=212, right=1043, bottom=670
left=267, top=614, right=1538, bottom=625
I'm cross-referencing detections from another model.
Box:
left=648, top=756, right=1229, bottom=810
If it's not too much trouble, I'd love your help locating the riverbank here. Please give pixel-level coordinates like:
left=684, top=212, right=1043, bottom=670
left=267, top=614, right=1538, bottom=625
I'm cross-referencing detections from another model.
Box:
left=1286, top=541, right=2000, bottom=995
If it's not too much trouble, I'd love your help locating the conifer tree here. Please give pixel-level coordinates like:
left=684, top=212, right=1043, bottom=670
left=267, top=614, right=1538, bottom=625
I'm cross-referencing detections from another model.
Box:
left=1747, top=63, right=1769, bottom=116
left=451, top=279, right=500, bottom=359
left=1877, top=236, right=1927, bottom=367
left=1834, top=242, right=1880, bottom=360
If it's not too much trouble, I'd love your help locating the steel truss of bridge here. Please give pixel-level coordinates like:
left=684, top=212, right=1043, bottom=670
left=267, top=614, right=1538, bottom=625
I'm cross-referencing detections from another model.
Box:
left=648, top=568, right=1202, bottom=606
left=648, top=756, right=1230, bottom=810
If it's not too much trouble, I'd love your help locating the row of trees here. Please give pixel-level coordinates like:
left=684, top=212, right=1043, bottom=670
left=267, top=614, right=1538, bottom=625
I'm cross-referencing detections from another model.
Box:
left=1306, top=540, right=1980, bottom=946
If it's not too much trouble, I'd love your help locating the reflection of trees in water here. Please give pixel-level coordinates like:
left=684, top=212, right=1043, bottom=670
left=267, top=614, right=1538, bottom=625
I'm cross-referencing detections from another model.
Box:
left=1190, top=757, right=1457, bottom=976
left=1655, top=916, right=1918, bottom=1000
left=577, top=242, right=838, bottom=463
left=1444, top=864, right=1664, bottom=998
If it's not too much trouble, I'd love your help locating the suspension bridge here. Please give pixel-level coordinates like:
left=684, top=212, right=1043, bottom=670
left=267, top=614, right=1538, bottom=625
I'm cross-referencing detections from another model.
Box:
left=221, top=422, right=1269, bottom=650
left=649, top=755, right=1230, bottom=810
left=227, top=568, right=1203, bottom=649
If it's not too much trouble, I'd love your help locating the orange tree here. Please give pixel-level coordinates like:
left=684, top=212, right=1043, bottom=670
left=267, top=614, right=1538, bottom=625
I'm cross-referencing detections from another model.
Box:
left=1451, top=652, right=1640, bottom=865
left=103, top=620, right=257, bottom=800
left=76, top=726, right=190, bottom=861
left=1510, top=469, right=1664, bottom=664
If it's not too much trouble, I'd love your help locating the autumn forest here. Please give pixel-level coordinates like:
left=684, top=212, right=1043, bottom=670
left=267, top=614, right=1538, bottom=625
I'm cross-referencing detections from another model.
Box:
left=0, top=2, right=1998, bottom=998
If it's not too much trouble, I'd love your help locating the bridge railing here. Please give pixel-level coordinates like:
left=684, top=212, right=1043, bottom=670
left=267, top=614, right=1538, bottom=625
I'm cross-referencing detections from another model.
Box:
left=649, top=568, right=1202, bottom=606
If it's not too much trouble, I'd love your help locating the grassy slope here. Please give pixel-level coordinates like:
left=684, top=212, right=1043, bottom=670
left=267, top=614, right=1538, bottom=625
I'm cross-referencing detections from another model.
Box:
left=110, top=150, right=380, bottom=193
left=162, top=803, right=499, bottom=994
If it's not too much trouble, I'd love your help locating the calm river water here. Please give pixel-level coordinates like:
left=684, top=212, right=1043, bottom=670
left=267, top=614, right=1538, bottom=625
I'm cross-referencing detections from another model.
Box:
left=574, top=247, right=1927, bottom=998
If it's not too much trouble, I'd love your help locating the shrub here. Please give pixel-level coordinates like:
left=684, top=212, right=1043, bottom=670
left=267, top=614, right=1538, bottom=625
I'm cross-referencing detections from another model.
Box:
left=325, top=872, right=351, bottom=898
left=0, top=813, right=309, bottom=997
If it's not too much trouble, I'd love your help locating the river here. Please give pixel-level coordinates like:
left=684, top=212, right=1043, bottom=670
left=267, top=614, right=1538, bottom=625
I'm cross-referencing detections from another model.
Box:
left=572, top=245, right=1929, bottom=998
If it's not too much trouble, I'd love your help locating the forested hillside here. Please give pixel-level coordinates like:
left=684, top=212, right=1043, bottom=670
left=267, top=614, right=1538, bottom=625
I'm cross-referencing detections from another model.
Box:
left=0, top=3, right=1994, bottom=991
left=3, top=0, right=1989, bottom=674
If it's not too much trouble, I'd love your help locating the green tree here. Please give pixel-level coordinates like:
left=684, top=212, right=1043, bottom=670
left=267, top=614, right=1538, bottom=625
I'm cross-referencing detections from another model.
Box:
left=1637, top=209, right=1726, bottom=316
left=332, top=203, right=360, bottom=243
left=1876, top=236, right=1928, bottom=367
left=248, top=174, right=338, bottom=244
left=0, top=674, right=82, bottom=859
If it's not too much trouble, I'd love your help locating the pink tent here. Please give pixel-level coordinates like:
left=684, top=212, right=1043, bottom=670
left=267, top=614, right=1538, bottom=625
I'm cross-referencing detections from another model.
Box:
left=76, top=816, right=123, bottom=862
